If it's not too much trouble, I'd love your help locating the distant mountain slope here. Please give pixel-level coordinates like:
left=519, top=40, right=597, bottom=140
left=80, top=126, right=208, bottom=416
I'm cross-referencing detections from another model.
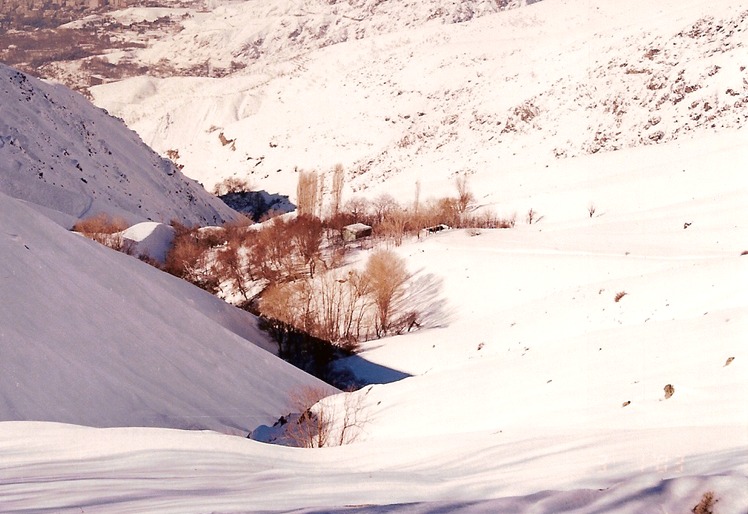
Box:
left=129, top=0, right=524, bottom=73
left=92, top=0, right=748, bottom=203
left=0, top=191, right=327, bottom=434
left=0, top=63, right=239, bottom=227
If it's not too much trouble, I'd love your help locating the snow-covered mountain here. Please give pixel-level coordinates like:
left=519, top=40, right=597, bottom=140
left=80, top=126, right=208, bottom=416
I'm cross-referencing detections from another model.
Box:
left=1, top=130, right=746, bottom=512
left=1, top=0, right=746, bottom=511
left=0, top=63, right=239, bottom=227
left=0, top=190, right=328, bottom=433
left=90, top=0, right=748, bottom=204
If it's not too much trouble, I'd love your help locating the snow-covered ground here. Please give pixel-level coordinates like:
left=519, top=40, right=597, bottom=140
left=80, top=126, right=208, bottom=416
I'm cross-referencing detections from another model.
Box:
left=1, top=125, right=745, bottom=513
left=1, top=0, right=747, bottom=511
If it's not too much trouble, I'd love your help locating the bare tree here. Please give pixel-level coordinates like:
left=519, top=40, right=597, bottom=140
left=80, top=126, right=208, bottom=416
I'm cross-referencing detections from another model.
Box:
left=413, top=179, right=421, bottom=218
left=296, top=169, right=319, bottom=217
left=371, top=193, right=399, bottom=224
left=289, top=215, right=324, bottom=278
left=330, top=163, right=345, bottom=218
left=344, top=197, right=371, bottom=221
left=455, top=173, right=474, bottom=216
left=366, top=249, right=410, bottom=337
left=215, top=220, right=255, bottom=300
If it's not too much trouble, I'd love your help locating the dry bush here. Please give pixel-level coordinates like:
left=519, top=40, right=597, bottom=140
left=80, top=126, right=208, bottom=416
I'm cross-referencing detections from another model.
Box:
left=614, top=291, right=628, bottom=302
left=214, top=220, right=256, bottom=300
left=376, top=207, right=409, bottom=246
left=692, top=491, right=717, bottom=514
left=260, top=269, right=373, bottom=349
left=261, top=280, right=316, bottom=336
left=249, top=217, right=300, bottom=284
left=366, top=249, right=410, bottom=337
left=72, top=213, right=129, bottom=251
left=462, top=210, right=516, bottom=229
left=163, top=221, right=220, bottom=292
left=285, top=386, right=333, bottom=448
left=526, top=208, right=540, bottom=224
left=284, top=386, right=367, bottom=448
left=212, top=176, right=252, bottom=196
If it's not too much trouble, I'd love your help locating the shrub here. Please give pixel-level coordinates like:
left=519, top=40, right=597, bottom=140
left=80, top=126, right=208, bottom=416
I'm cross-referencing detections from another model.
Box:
left=72, top=213, right=129, bottom=251
left=163, top=221, right=219, bottom=293
left=692, top=491, right=716, bottom=514
left=212, top=176, right=252, bottom=196
left=284, top=386, right=367, bottom=448
left=214, top=220, right=256, bottom=300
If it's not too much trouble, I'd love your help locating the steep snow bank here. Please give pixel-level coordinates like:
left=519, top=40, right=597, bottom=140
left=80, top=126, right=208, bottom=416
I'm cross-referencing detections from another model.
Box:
left=0, top=191, right=326, bottom=433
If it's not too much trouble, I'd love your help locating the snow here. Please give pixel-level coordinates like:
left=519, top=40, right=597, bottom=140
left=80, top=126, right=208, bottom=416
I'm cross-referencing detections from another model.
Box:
left=121, top=221, right=175, bottom=263
left=1, top=0, right=747, bottom=511
left=0, top=64, right=239, bottom=228
left=0, top=191, right=328, bottom=434
left=91, top=0, right=748, bottom=203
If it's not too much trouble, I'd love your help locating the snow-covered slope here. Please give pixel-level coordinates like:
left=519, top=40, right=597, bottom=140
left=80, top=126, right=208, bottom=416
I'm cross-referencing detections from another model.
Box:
left=91, top=0, right=748, bottom=202
left=121, top=0, right=517, bottom=72
left=1, top=131, right=746, bottom=512
left=1, top=0, right=747, bottom=511
left=0, top=63, right=239, bottom=228
left=0, top=190, right=327, bottom=434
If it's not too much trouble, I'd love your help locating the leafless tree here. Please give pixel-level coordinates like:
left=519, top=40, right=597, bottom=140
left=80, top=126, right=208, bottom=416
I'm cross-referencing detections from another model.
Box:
left=366, top=249, right=410, bottom=337
left=296, top=169, right=319, bottom=217
left=330, top=163, right=345, bottom=218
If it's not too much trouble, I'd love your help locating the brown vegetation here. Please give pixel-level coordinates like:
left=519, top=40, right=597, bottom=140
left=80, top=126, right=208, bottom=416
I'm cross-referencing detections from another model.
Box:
left=72, top=213, right=129, bottom=251
left=692, top=491, right=717, bottom=514
left=284, top=386, right=367, bottom=448
left=212, top=176, right=252, bottom=196
left=297, top=169, right=320, bottom=217
left=163, top=221, right=222, bottom=293
left=366, top=250, right=410, bottom=337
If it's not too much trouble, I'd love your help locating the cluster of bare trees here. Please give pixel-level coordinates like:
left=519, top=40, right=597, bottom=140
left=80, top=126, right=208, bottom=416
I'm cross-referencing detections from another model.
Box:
left=320, top=173, right=515, bottom=247
left=73, top=166, right=516, bottom=358
left=261, top=249, right=410, bottom=350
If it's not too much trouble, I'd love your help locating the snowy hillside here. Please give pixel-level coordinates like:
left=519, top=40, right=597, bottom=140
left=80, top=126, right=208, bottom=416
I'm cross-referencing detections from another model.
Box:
left=91, top=0, right=748, bottom=203
left=1, top=131, right=746, bottom=512
left=1, top=0, right=747, bottom=511
left=0, top=190, right=328, bottom=434
left=0, top=63, right=239, bottom=228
